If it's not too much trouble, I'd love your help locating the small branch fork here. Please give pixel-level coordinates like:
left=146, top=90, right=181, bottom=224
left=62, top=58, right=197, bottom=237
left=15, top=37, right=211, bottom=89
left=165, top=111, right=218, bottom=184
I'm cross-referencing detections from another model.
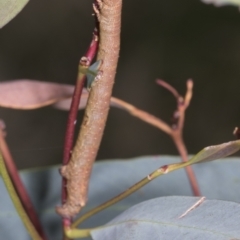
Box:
left=157, top=79, right=200, bottom=196
left=112, top=79, right=200, bottom=196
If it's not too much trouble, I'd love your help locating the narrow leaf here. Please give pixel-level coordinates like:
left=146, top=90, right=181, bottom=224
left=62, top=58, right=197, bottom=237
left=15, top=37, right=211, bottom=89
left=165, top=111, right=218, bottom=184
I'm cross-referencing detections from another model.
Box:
left=0, top=0, right=29, bottom=28
left=188, top=140, right=240, bottom=164
left=0, top=80, right=74, bottom=109
left=0, top=79, right=123, bottom=110
left=167, top=140, right=240, bottom=173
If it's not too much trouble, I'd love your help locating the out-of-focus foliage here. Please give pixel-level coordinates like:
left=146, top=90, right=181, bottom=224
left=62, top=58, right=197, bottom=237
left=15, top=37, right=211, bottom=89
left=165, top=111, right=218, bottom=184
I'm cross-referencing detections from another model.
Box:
left=201, top=0, right=240, bottom=7
left=0, top=0, right=29, bottom=28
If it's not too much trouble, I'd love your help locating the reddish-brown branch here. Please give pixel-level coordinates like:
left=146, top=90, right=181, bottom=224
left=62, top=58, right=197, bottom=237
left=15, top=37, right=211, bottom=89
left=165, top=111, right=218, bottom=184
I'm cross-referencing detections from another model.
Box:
left=111, top=97, right=172, bottom=135
left=171, top=131, right=201, bottom=196
left=156, top=79, right=200, bottom=195
left=0, top=120, right=48, bottom=240
left=61, top=29, right=99, bottom=230
left=170, top=80, right=200, bottom=196
left=111, top=79, right=200, bottom=196
left=177, top=79, right=193, bottom=130
left=62, top=29, right=99, bottom=166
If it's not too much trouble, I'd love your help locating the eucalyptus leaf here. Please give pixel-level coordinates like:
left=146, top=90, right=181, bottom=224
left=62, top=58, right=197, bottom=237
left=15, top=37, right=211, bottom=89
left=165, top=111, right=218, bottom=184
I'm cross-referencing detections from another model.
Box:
left=1, top=156, right=240, bottom=239
left=0, top=80, right=74, bottom=109
left=0, top=0, right=29, bottom=28
left=0, top=80, right=118, bottom=110
left=162, top=140, right=240, bottom=174
left=91, top=196, right=240, bottom=240
left=188, top=139, right=240, bottom=164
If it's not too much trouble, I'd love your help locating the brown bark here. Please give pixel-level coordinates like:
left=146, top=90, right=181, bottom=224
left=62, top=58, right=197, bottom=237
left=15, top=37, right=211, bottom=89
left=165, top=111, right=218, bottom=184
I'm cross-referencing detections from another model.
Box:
left=56, top=0, right=122, bottom=217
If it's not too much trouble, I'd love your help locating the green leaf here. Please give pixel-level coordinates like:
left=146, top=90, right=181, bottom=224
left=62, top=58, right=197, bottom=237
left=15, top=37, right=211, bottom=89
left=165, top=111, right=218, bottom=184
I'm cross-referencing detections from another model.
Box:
left=188, top=140, right=240, bottom=164
left=2, top=156, right=240, bottom=239
left=91, top=196, right=240, bottom=240
left=167, top=140, right=240, bottom=173
left=0, top=0, right=29, bottom=28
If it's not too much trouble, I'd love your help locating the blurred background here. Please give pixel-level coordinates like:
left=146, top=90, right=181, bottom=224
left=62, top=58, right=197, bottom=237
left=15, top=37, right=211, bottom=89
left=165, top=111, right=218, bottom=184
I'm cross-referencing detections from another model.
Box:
left=0, top=0, right=240, bottom=169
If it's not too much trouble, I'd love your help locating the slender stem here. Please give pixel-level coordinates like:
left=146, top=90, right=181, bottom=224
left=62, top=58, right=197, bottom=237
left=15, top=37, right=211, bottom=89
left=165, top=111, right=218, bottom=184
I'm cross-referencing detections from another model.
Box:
left=0, top=121, right=47, bottom=240
left=111, top=79, right=200, bottom=196
left=111, top=97, right=172, bottom=135
left=156, top=79, right=181, bottom=99
left=171, top=131, right=201, bottom=196
left=71, top=165, right=168, bottom=228
left=61, top=29, right=99, bottom=233
left=0, top=153, right=42, bottom=240
left=177, top=79, right=193, bottom=130
left=72, top=156, right=194, bottom=229
left=62, top=29, right=99, bottom=174
left=71, top=138, right=240, bottom=231
left=171, top=79, right=200, bottom=195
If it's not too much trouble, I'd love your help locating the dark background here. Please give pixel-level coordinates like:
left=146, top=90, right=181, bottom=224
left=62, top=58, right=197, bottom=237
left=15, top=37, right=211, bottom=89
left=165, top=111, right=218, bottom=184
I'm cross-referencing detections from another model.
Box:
left=0, top=0, right=240, bottom=169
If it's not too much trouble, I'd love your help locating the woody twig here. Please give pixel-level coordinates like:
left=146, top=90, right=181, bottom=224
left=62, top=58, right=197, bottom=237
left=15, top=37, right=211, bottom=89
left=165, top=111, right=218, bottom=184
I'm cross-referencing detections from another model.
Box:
left=111, top=79, right=200, bottom=196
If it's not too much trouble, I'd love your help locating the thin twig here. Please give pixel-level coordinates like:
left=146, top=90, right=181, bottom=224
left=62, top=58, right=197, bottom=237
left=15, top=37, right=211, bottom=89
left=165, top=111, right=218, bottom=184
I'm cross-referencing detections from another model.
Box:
left=111, top=97, right=172, bottom=135
left=62, top=28, right=99, bottom=167
left=56, top=0, right=122, bottom=218
left=156, top=79, right=181, bottom=99
left=71, top=164, right=169, bottom=228
left=71, top=137, right=240, bottom=230
left=0, top=120, right=47, bottom=240
left=71, top=153, right=199, bottom=229
left=169, top=79, right=200, bottom=196
left=176, top=79, right=193, bottom=130
left=172, top=131, right=201, bottom=196
left=111, top=79, right=200, bottom=196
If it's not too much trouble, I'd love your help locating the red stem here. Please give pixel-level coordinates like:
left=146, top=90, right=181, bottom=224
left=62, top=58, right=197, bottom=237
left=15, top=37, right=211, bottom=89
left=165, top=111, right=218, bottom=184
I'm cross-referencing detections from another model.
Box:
left=172, top=131, right=201, bottom=196
left=61, top=28, right=99, bottom=227
left=62, top=28, right=99, bottom=166
left=0, top=124, right=48, bottom=240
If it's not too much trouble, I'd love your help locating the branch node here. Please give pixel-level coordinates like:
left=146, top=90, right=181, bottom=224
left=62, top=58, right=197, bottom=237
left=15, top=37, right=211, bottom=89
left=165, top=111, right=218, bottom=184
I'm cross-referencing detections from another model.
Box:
left=80, top=57, right=90, bottom=67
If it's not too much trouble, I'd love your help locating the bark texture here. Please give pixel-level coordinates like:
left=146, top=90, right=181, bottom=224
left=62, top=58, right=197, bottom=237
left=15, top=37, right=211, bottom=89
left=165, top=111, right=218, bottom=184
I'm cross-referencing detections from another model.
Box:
left=56, top=0, right=122, bottom=217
